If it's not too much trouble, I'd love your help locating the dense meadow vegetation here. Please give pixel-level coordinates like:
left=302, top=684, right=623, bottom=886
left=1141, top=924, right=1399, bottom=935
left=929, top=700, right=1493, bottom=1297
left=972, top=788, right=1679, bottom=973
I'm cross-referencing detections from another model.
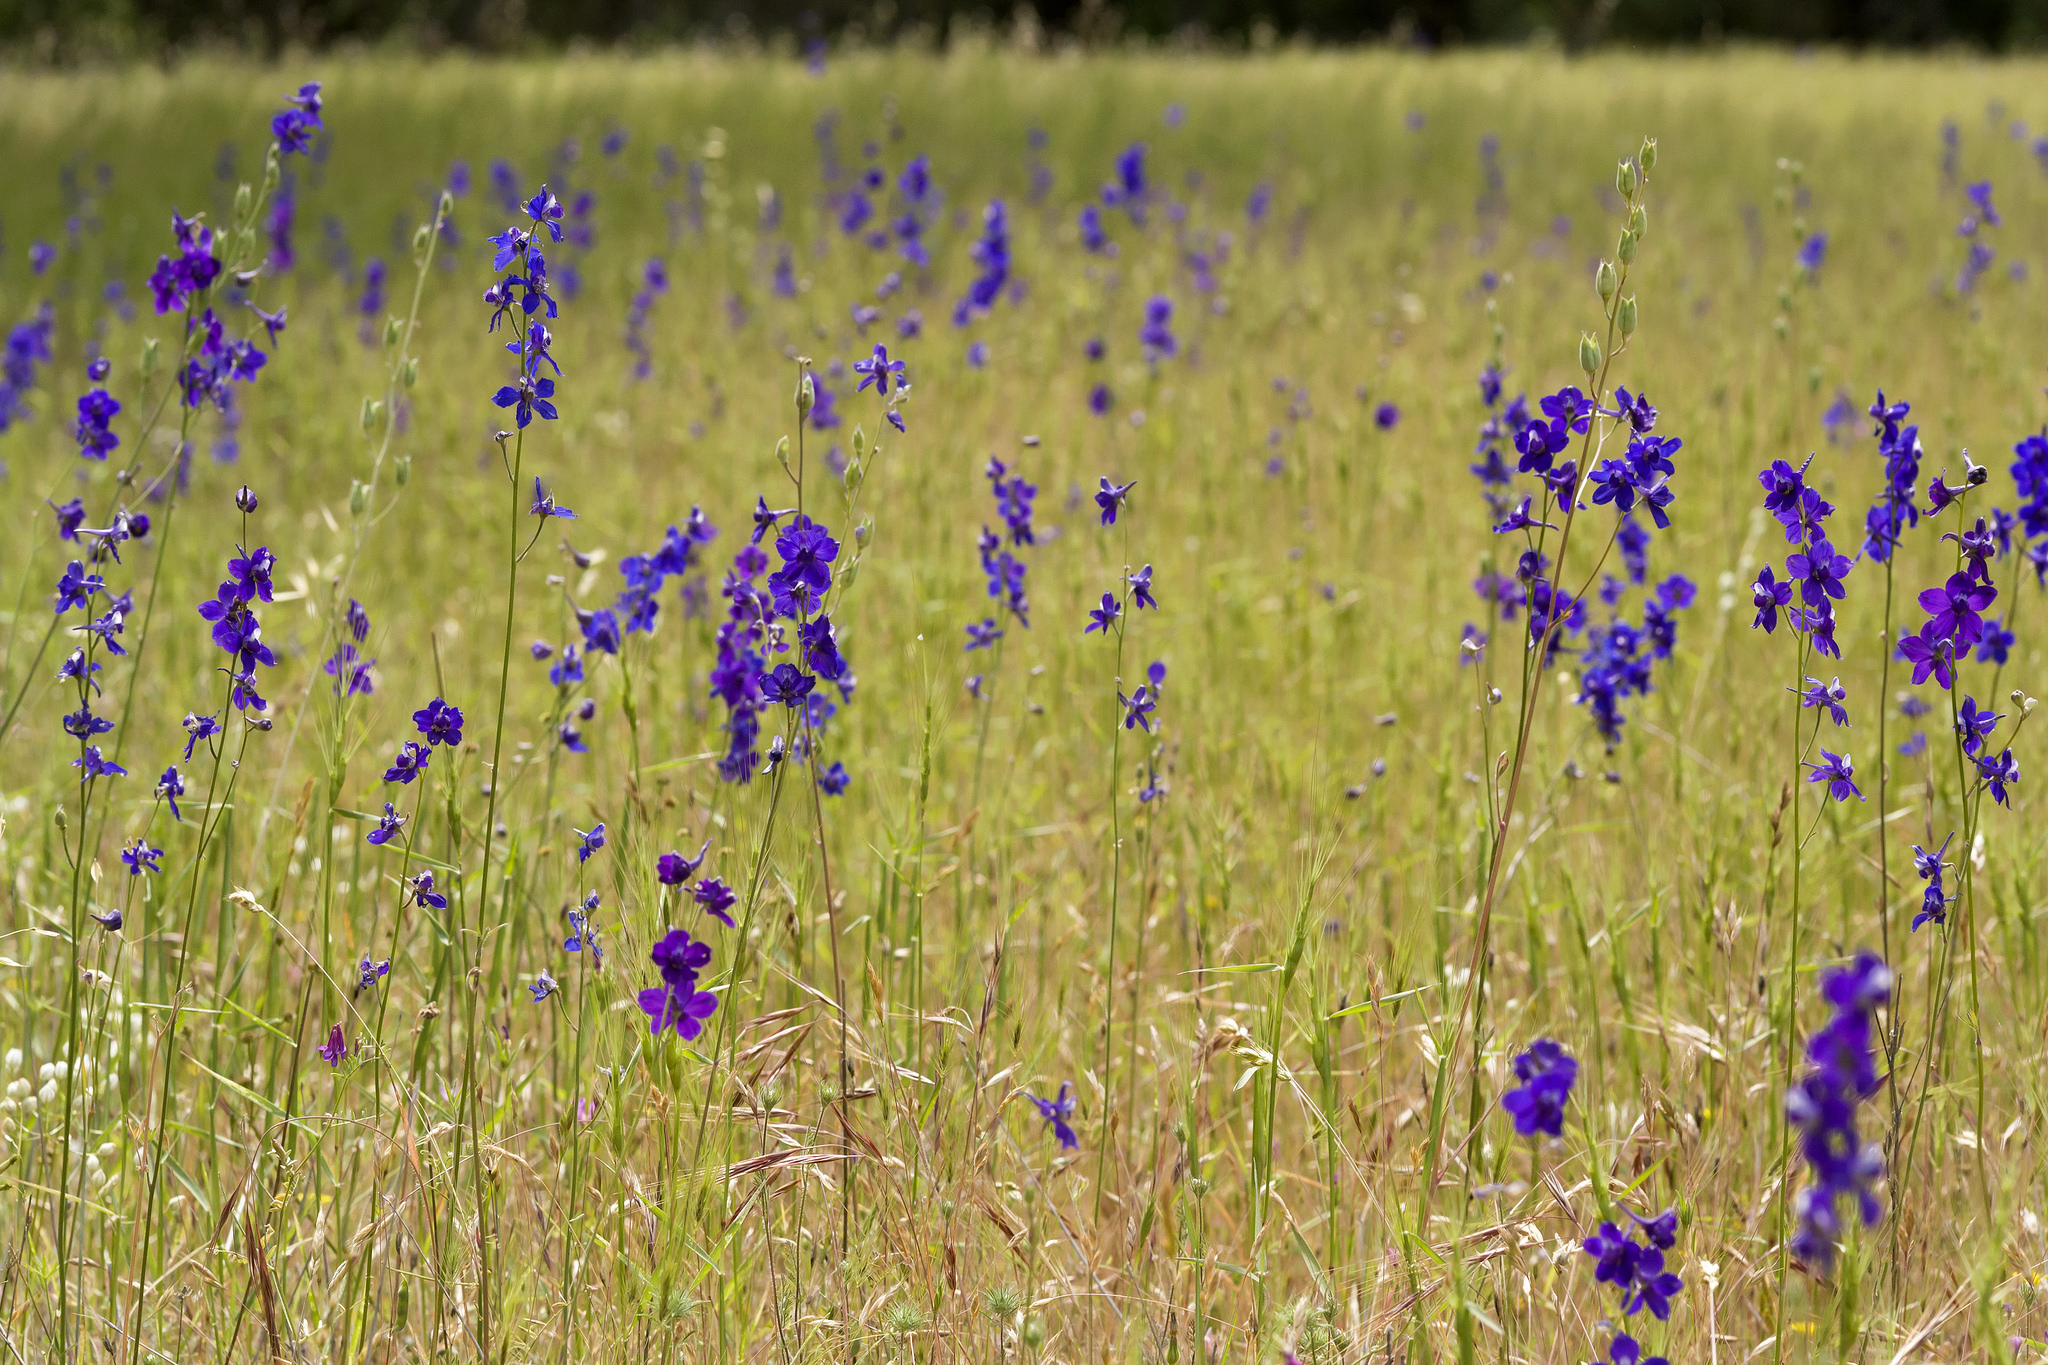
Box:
left=3, top=44, right=2048, bottom=1365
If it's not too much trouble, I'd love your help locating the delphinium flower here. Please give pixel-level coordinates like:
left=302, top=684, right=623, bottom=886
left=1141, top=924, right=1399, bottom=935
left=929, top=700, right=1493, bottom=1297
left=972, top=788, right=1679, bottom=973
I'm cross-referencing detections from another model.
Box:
left=1575, top=576, right=1694, bottom=747
left=1100, top=143, right=1148, bottom=222
left=658, top=841, right=711, bottom=886
left=413, top=697, right=464, bottom=747
left=1911, top=834, right=1953, bottom=930
left=851, top=341, right=909, bottom=432
left=1500, top=1038, right=1577, bottom=1137
left=970, top=456, right=1036, bottom=640
left=0, top=307, right=53, bottom=435
left=1797, top=676, right=1850, bottom=727
left=1785, top=952, right=1891, bottom=1267
left=1863, top=394, right=1924, bottom=562
left=1026, top=1082, right=1080, bottom=1149
left=270, top=82, right=323, bottom=156
left=407, top=871, right=448, bottom=910
left=530, top=971, right=559, bottom=1003
left=353, top=955, right=391, bottom=998
left=710, top=542, right=771, bottom=782
left=155, top=766, right=184, bottom=821
left=623, top=257, right=668, bottom=380
left=1138, top=295, right=1177, bottom=361
left=953, top=200, right=1011, bottom=328
left=194, top=545, right=280, bottom=712
left=564, top=893, right=602, bottom=963
left=319, top=1025, right=348, bottom=1067
left=1582, top=1207, right=1684, bottom=1321
left=575, top=823, right=606, bottom=863
left=1955, top=180, right=2000, bottom=294
left=120, top=839, right=163, bottom=876
left=1977, top=745, right=2021, bottom=806
left=366, top=802, right=406, bottom=845
left=486, top=187, right=566, bottom=429
left=611, top=509, right=717, bottom=637
left=638, top=927, right=719, bottom=1038
left=1804, top=748, right=1863, bottom=802
left=693, top=877, right=738, bottom=928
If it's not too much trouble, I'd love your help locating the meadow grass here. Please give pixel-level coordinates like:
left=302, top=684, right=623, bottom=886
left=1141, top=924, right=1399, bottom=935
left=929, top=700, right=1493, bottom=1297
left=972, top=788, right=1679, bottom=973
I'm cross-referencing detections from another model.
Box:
left=0, top=42, right=2046, bottom=1365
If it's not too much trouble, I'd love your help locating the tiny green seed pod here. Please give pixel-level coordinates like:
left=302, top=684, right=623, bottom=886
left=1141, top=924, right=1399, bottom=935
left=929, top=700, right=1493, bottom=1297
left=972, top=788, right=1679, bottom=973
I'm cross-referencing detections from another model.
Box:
left=1618, top=295, right=1638, bottom=339
left=1617, top=230, right=1639, bottom=265
left=1595, top=260, right=1618, bottom=302
left=1616, top=159, right=1639, bottom=198
left=1629, top=204, right=1647, bottom=236
left=1640, top=137, right=1658, bottom=173
left=1578, top=332, right=1602, bottom=376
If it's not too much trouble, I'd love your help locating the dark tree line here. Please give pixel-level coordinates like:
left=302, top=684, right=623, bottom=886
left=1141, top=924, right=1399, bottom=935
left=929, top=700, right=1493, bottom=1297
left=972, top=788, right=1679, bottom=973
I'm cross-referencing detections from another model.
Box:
left=1, top=0, right=2040, bottom=60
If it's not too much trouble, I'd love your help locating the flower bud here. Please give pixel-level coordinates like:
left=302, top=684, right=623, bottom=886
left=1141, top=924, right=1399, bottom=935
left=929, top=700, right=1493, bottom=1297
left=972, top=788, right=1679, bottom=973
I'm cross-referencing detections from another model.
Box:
left=775, top=435, right=791, bottom=472
left=53, top=806, right=66, bottom=832
left=235, top=484, right=259, bottom=513
left=264, top=146, right=281, bottom=188
left=796, top=371, right=814, bottom=416
left=1616, top=159, right=1638, bottom=198
left=852, top=425, right=866, bottom=460
left=854, top=521, right=873, bottom=546
left=394, top=456, right=411, bottom=488
left=1578, top=333, right=1602, bottom=376
left=843, top=458, right=861, bottom=491
left=402, top=358, right=419, bottom=389
left=234, top=183, right=253, bottom=219
left=1774, top=316, right=1790, bottom=340
left=350, top=480, right=369, bottom=516
left=1617, top=230, right=1639, bottom=265
left=1595, top=260, right=1618, bottom=302
left=384, top=316, right=402, bottom=347
left=1629, top=204, right=1647, bottom=236
left=1639, top=137, right=1658, bottom=173
left=1618, top=295, right=1638, bottom=338
left=412, top=225, right=431, bottom=256
left=439, top=191, right=455, bottom=219
left=140, top=338, right=159, bottom=378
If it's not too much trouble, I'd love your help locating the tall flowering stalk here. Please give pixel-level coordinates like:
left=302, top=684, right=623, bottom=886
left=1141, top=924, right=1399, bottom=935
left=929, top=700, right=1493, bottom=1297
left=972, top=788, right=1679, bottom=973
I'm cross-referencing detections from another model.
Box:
left=1429, top=136, right=1669, bottom=1217
left=1086, top=473, right=1148, bottom=1218
left=94, top=83, right=309, bottom=1365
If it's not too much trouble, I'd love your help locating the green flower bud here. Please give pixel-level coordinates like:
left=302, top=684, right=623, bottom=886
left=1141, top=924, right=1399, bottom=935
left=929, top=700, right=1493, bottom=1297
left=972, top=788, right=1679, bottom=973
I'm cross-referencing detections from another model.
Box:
left=1617, top=230, right=1639, bottom=265
left=1773, top=316, right=1790, bottom=341
left=384, top=316, right=402, bottom=347
left=1578, top=333, right=1602, bottom=376
left=852, top=425, right=866, bottom=459
left=402, top=358, right=419, bottom=389
left=349, top=480, right=369, bottom=516
left=775, top=435, right=791, bottom=472
left=234, top=183, right=252, bottom=219
left=395, top=454, right=412, bottom=487
left=1595, top=260, right=1618, bottom=302
left=1617, top=295, right=1638, bottom=338
left=796, top=372, right=813, bottom=416
left=1629, top=204, right=1647, bottom=236
left=362, top=398, right=383, bottom=432
left=140, top=338, right=159, bottom=378
left=1616, top=159, right=1638, bottom=198
left=1639, top=137, right=1658, bottom=173
left=413, top=224, right=432, bottom=256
